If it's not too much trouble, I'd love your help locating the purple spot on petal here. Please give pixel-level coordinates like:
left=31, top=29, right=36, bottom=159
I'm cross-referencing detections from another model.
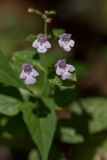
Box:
left=61, top=33, right=71, bottom=42
left=59, top=59, right=66, bottom=69
left=23, top=64, right=32, bottom=74
left=37, top=34, right=47, bottom=44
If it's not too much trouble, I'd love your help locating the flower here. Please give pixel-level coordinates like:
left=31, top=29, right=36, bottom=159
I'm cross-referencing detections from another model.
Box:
left=20, top=64, right=39, bottom=85
left=32, top=34, right=51, bottom=53
left=55, top=59, right=75, bottom=80
left=58, top=33, right=75, bottom=52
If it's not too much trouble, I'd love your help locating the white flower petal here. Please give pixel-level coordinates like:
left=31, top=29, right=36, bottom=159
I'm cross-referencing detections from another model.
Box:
left=63, top=45, right=71, bottom=52
left=37, top=46, right=47, bottom=53
left=58, top=39, right=65, bottom=47
left=61, top=75, right=68, bottom=80
left=63, top=70, right=71, bottom=76
left=30, top=69, right=39, bottom=77
left=45, top=41, right=51, bottom=48
left=32, top=39, right=38, bottom=48
left=20, top=71, right=27, bottom=79
left=37, top=43, right=47, bottom=53
left=61, top=72, right=71, bottom=80
left=66, top=64, right=75, bottom=72
left=68, top=40, right=75, bottom=47
left=56, top=67, right=64, bottom=76
left=24, top=77, right=36, bottom=85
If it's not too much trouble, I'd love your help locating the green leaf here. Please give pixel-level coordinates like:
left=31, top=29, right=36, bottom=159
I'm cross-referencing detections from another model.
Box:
left=52, top=28, right=65, bottom=37
left=0, top=115, right=34, bottom=150
left=71, top=73, right=77, bottom=82
left=12, top=50, right=36, bottom=69
left=0, top=94, right=21, bottom=116
left=81, top=98, right=107, bottom=133
left=22, top=99, right=56, bottom=160
left=26, top=34, right=37, bottom=42
left=49, top=76, right=62, bottom=86
left=31, top=60, right=49, bottom=96
left=32, top=60, right=47, bottom=74
left=48, top=74, right=76, bottom=89
left=12, top=50, right=36, bottom=82
left=42, top=97, right=59, bottom=110
left=29, top=71, right=49, bottom=97
left=28, top=149, right=40, bottom=160
left=0, top=51, right=24, bottom=88
left=60, top=127, right=84, bottom=143
left=39, top=50, right=64, bottom=68
left=70, top=101, right=83, bottom=115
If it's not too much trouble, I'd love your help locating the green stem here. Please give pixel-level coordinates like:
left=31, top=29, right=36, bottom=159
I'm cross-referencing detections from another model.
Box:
left=44, top=20, right=47, bottom=35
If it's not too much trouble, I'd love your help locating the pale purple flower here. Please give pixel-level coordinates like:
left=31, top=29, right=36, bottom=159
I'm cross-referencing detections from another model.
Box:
left=20, top=64, right=39, bottom=85
left=58, top=33, right=75, bottom=52
left=55, top=59, right=75, bottom=80
left=32, top=34, right=51, bottom=53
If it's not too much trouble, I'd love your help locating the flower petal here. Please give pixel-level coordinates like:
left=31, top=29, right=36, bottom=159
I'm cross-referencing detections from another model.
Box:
left=61, top=72, right=72, bottom=80
left=45, top=41, right=51, bottom=48
left=55, top=59, right=64, bottom=67
left=66, top=64, right=75, bottom=72
left=24, top=77, right=36, bottom=85
left=37, top=46, right=47, bottom=53
left=56, top=67, right=64, bottom=76
left=32, top=39, right=38, bottom=48
left=30, top=69, right=39, bottom=77
left=20, top=71, right=27, bottom=79
left=58, top=39, right=64, bottom=47
left=68, top=40, right=75, bottom=47
left=63, top=45, right=71, bottom=52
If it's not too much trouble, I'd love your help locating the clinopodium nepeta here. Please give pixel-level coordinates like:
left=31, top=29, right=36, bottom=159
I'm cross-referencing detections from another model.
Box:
left=20, top=8, right=75, bottom=85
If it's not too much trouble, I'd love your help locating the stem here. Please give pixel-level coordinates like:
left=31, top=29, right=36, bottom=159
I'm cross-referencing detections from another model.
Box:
left=44, top=20, right=47, bottom=35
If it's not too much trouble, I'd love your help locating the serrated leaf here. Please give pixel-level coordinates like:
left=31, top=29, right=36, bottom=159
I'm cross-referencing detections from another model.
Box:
left=49, top=76, right=62, bottom=86
left=52, top=28, right=65, bottom=37
left=22, top=99, right=56, bottom=160
left=26, top=34, right=37, bottom=42
left=60, top=127, right=84, bottom=143
left=0, top=94, right=21, bottom=116
left=0, top=51, right=24, bottom=88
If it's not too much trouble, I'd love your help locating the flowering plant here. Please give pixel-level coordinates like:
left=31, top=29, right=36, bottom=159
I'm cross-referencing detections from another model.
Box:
left=0, top=6, right=107, bottom=160
left=0, top=7, right=77, bottom=159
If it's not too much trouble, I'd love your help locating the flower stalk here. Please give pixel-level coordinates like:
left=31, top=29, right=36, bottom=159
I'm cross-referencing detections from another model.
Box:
left=28, top=7, right=56, bottom=35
